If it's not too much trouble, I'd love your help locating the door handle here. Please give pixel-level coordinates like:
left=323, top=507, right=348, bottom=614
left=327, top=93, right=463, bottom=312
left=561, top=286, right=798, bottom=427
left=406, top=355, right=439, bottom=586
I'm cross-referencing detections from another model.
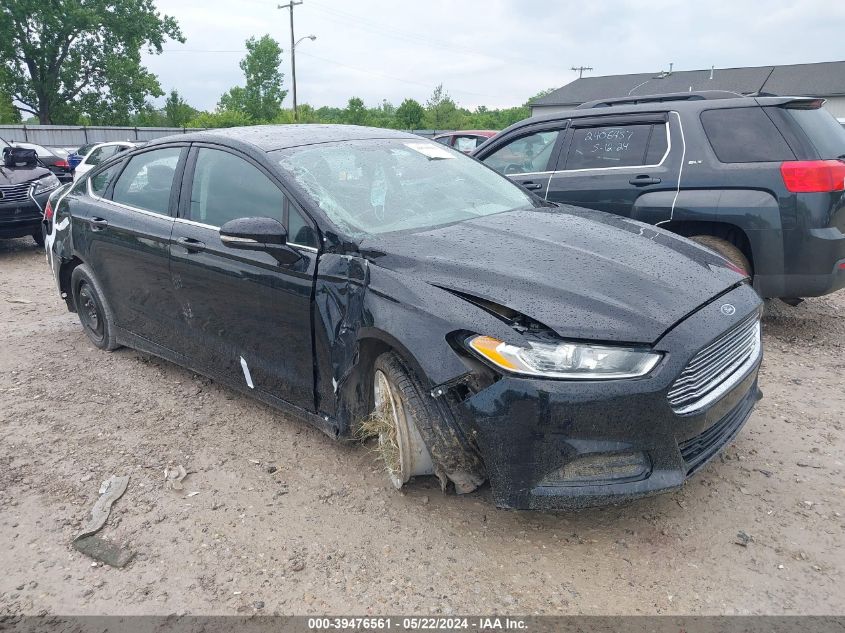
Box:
left=89, top=217, right=108, bottom=231
left=629, top=175, right=661, bottom=186
left=521, top=181, right=543, bottom=191
left=176, top=236, right=207, bottom=253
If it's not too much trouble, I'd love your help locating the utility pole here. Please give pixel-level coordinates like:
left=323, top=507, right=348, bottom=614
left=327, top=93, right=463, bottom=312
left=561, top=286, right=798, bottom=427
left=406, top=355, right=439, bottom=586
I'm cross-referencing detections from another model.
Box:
left=571, top=66, right=593, bottom=79
left=278, top=1, right=303, bottom=121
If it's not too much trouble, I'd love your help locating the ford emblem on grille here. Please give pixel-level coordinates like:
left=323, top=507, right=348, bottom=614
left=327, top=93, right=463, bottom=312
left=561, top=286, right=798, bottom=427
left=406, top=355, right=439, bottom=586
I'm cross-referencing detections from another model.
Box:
left=720, top=304, right=736, bottom=316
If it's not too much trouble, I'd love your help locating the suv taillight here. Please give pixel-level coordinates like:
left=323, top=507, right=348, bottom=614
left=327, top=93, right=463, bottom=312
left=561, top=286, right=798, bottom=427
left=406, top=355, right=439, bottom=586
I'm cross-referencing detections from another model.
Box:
left=44, top=200, right=53, bottom=221
left=780, top=160, right=845, bottom=193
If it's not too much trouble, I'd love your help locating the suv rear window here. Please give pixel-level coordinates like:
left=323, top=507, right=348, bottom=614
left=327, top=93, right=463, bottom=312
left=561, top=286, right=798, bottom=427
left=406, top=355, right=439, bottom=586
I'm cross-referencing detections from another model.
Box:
left=701, top=107, right=795, bottom=163
left=784, top=107, right=845, bottom=159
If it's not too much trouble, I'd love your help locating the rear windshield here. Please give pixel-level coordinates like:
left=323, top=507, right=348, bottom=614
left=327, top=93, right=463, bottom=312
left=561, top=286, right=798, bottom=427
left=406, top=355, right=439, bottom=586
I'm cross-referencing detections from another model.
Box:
left=785, top=107, right=845, bottom=159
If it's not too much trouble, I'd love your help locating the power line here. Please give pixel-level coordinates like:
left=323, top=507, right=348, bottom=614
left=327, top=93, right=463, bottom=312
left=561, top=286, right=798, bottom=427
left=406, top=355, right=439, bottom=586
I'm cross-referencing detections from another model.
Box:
left=307, top=1, right=533, bottom=67
left=296, top=50, right=498, bottom=99
left=158, top=48, right=499, bottom=100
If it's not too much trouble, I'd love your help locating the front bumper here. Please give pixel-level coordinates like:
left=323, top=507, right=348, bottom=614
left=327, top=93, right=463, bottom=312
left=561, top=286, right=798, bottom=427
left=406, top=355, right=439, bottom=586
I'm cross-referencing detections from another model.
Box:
left=0, top=190, right=50, bottom=239
left=454, top=283, right=763, bottom=510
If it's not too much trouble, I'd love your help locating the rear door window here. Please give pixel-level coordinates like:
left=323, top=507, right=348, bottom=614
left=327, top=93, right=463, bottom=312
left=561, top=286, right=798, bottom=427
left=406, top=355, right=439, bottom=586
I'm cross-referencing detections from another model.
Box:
left=482, top=130, right=561, bottom=175
left=111, top=147, right=182, bottom=214
left=784, top=107, right=845, bottom=159
left=563, top=123, right=664, bottom=170
left=89, top=163, right=123, bottom=197
left=701, top=107, right=795, bottom=163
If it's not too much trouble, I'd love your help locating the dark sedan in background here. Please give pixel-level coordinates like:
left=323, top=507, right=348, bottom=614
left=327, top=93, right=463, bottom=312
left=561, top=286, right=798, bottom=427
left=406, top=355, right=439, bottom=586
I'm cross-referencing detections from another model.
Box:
left=45, top=125, right=762, bottom=510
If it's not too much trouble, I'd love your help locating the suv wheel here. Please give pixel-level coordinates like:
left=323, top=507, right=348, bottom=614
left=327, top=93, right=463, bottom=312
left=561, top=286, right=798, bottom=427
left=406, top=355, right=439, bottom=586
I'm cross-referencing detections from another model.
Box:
left=690, top=235, right=751, bottom=276
left=71, top=265, right=120, bottom=351
left=32, top=229, right=44, bottom=247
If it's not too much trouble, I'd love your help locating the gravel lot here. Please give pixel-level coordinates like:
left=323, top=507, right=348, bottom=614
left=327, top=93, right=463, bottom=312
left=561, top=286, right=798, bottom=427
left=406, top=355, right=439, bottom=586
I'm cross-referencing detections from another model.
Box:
left=1, top=236, right=843, bottom=616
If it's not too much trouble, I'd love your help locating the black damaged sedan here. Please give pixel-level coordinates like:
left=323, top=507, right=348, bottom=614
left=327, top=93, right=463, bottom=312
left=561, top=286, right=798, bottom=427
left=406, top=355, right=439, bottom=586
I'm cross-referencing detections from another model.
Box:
left=45, top=125, right=763, bottom=510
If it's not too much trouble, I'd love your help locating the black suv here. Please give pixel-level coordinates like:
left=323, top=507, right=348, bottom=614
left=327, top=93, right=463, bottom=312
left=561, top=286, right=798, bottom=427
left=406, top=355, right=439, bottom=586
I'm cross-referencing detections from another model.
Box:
left=473, top=91, right=845, bottom=300
left=0, top=145, right=61, bottom=245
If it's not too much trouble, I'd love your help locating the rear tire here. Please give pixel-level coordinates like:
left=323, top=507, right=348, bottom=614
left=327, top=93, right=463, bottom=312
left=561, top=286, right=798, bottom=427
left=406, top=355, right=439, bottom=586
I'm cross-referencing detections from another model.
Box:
left=32, top=229, right=44, bottom=247
left=370, top=352, right=435, bottom=490
left=71, top=265, right=120, bottom=351
left=689, top=235, right=752, bottom=276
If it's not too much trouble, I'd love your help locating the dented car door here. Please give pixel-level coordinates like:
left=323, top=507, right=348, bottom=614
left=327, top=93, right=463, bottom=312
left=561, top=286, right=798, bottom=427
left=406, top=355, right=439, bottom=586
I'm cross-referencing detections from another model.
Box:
left=169, top=145, right=319, bottom=410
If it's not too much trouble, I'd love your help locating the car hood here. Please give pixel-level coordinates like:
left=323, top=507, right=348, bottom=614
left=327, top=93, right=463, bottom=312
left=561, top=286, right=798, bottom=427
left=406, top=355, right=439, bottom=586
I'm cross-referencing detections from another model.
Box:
left=0, top=164, right=51, bottom=185
left=359, top=206, right=745, bottom=344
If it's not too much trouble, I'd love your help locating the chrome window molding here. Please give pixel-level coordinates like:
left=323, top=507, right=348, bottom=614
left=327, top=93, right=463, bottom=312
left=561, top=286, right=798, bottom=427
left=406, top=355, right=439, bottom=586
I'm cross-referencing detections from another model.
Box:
left=503, top=120, right=673, bottom=178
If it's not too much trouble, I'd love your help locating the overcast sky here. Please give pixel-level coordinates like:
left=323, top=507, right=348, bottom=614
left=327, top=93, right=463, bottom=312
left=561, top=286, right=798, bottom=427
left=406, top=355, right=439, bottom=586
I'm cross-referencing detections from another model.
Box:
left=143, top=0, right=845, bottom=112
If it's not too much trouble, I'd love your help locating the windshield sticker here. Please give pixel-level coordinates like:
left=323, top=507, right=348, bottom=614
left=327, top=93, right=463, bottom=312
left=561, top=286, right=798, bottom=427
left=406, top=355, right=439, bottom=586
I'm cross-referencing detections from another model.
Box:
left=404, top=142, right=454, bottom=160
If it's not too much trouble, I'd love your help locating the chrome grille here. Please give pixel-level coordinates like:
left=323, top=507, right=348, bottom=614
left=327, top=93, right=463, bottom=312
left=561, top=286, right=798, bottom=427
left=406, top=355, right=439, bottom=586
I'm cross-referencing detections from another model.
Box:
left=668, top=314, right=761, bottom=414
left=0, top=182, right=32, bottom=203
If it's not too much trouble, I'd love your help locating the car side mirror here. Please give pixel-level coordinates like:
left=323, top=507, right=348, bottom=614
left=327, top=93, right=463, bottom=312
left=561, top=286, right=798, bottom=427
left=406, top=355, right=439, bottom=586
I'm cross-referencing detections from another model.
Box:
left=219, top=217, right=301, bottom=266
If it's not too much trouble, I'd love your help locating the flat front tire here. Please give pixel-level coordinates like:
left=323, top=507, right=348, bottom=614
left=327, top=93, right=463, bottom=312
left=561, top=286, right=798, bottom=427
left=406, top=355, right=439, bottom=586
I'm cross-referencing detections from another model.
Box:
left=71, top=265, right=120, bottom=351
left=371, top=352, right=435, bottom=489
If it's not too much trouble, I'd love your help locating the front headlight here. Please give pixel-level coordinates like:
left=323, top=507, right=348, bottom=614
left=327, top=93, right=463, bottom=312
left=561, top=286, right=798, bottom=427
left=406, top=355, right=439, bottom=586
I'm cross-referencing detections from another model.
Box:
left=32, top=174, right=60, bottom=195
left=467, top=335, right=662, bottom=379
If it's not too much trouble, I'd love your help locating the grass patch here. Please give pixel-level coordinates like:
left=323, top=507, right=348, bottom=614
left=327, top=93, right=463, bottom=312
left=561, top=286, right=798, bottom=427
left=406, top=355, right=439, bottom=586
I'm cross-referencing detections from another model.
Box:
left=357, top=399, right=401, bottom=477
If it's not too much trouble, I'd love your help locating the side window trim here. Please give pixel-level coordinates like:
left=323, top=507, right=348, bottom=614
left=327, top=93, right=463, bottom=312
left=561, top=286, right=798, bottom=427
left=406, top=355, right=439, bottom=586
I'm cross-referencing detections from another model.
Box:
left=556, top=119, right=672, bottom=173
left=179, top=143, right=320, bottom=250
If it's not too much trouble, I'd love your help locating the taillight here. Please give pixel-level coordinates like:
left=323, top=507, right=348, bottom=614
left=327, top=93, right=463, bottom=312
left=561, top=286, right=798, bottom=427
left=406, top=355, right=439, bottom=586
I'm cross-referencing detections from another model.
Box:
left=780, top=160, right=845, bottom=193
left=54, top=159, right=69, bottom=168
left=44, top=200, right=54, bottom=221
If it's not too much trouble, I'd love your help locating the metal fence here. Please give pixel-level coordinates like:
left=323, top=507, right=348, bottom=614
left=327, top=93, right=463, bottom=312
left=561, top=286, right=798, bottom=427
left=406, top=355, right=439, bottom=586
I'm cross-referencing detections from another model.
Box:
left=0, top=124, right=440, bottom=148
left=0, top=125, right=204, bottom=147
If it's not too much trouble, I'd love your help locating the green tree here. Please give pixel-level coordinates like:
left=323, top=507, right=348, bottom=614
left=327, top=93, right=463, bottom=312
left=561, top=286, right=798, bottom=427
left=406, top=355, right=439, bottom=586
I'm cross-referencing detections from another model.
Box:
left=395, top=98, right=424, bottom=130
left=0, top=91, right=20, bottom=124
left=131, top=102, right=167, bottom=126
left=343, top=97, right=367, bottom=126
left=0, top=0, right=183, bottom=124
left=525, top=87, right=557, bottom=106
left=424, top=84, right=462, bottom=130
left=164, top=89, right=197, bottom=127
left=187, top=109, right=253, bottom=129
left=219, top=35, right=286, bottom=122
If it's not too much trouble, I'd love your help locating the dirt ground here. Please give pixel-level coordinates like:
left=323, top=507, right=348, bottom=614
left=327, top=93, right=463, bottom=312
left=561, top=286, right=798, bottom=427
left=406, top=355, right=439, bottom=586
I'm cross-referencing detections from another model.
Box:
left=0, top=236, right=843, bottom=617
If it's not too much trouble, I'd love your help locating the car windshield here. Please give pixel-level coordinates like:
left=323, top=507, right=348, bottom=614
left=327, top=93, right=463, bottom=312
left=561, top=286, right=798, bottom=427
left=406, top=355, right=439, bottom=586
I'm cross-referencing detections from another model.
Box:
left=274, top=138, right=534, bottom=236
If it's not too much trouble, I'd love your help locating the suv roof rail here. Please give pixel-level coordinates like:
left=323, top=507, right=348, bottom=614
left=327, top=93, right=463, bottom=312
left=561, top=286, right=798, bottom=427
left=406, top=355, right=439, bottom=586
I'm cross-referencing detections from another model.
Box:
left=576, top=90, right=745, bottom=109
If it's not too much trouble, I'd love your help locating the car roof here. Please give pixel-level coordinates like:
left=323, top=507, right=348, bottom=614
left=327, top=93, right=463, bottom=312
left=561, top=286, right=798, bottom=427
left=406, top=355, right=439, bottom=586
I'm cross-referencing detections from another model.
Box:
left=146, top=124, right=420, bottom=153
